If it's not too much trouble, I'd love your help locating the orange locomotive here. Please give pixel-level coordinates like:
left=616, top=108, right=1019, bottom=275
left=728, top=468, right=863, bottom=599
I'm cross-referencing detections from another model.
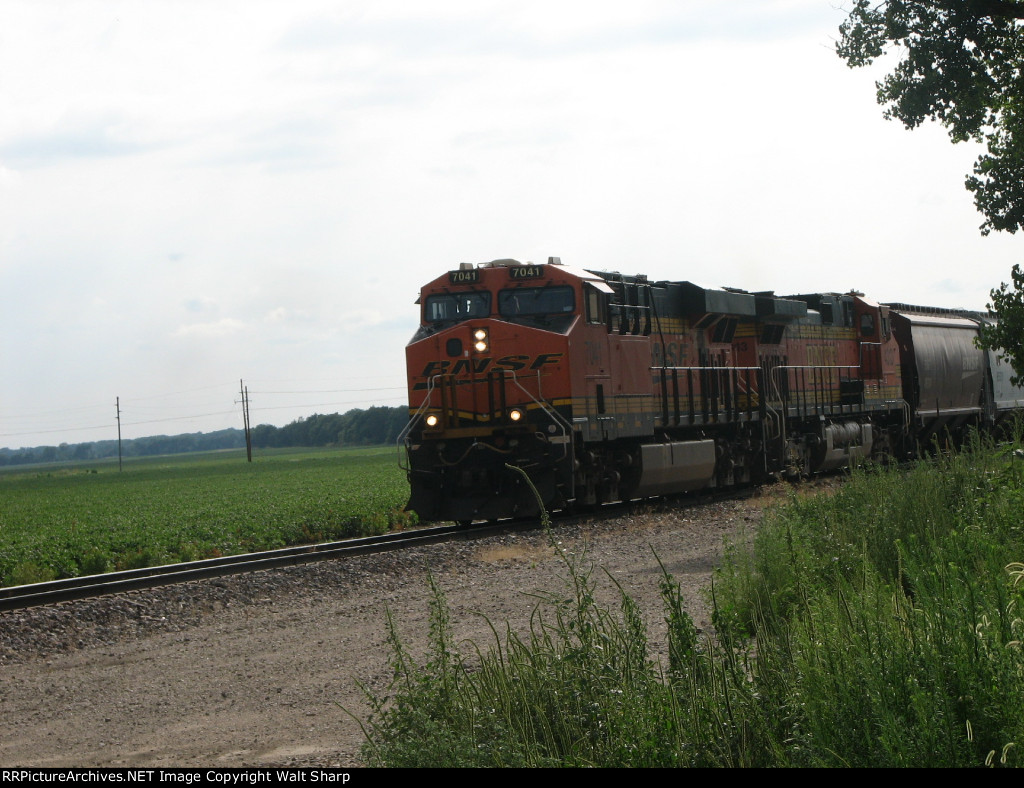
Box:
left=400, top=257, right=1023, bottom=522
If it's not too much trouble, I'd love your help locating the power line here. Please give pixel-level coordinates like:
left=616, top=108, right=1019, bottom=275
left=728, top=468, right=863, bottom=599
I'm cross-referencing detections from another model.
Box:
left=0, top=424, right=115, bottom=439
left=250, top=387, right=406, bottom=395
left=0, top=409, right=241, bottom=440
left=120, top=410, right=240, bottom=428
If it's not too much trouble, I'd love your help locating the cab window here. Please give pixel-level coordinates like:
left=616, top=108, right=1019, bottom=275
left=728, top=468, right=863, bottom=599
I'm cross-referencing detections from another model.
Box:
left=498, top=286, right=575, bottom=317
left=585, top=284, right=607, bottom=325
left=424, top=291, right=491, bottom=324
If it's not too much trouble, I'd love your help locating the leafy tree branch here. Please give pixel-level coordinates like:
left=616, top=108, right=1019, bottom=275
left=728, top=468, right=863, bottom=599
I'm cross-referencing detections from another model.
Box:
left=837, top=0, right=1024, bottom=234
left=977, top=263, right=1024, bottom=386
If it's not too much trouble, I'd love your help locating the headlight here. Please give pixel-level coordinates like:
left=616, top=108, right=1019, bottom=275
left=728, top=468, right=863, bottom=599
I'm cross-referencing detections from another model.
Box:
left=473, top=328, right=489, bottom=353
left=425, top=414, right=439, bottom=427
left=508, top=408, right=523, bottom=422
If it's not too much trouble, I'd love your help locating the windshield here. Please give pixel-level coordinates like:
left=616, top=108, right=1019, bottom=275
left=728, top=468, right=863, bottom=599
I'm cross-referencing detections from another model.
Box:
left=424, top=291, right=491, bottom=324
left=498, top=286, right=575, bottom=317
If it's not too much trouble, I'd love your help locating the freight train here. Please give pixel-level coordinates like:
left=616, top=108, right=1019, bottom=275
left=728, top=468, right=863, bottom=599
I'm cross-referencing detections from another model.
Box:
left=399, top=258, right=1024, bottom=522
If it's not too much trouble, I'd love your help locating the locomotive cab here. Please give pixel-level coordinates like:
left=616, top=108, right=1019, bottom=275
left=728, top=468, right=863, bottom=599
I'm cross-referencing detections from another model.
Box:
left=401, top=258, right=587, bottom=521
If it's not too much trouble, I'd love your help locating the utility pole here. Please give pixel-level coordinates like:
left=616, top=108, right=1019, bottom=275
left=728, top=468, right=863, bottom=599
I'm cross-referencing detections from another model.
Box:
left=240, top=379, right=252, bottom=462
left=116, top=397, right=122, bottom=472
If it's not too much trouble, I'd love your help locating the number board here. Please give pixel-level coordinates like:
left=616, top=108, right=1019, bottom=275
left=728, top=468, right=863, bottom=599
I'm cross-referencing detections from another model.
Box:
left=508, top=265, right=544, bottom=280
left=448, top=269, right=480, bottom=284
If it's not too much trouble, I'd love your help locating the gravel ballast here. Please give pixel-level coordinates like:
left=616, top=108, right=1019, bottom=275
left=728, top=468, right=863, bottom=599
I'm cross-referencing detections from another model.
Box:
left=0, top=495, right=767, bottom=768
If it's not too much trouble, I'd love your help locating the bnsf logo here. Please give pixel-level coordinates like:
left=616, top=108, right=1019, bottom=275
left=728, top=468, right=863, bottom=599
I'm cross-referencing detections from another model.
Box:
left=419, top=353, right=563, bottom=378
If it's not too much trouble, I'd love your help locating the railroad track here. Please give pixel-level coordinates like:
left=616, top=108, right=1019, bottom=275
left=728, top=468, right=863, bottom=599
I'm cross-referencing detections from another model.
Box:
left=0, top=520, right=522, bottom=612
left=0, top=483, right=777, bottom=613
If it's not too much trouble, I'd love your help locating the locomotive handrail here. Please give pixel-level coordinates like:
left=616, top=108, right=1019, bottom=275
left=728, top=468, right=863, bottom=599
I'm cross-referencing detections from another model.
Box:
left=774, top=364, right=861, bottom=370
left=760, top=366, right=786, bottom=441
left=398, top=370, right=573, bottom=461
left=770, top=364, right=860, bottom=393
left=899, top=399, right=912, bottom=435
left=505, top=368, right=573, bottom=461
left=770, top=364, right=873, bottom=422
left=401, top=368, right=575, bottom=508
left=486, top=366, right=576, bottom=502
left=767, top=364, right=861, bottom=471
left=651, top=365, right=872, bottom=424
left=654, top=365, right=765, bottom=371
left=396, top=374, right=442, bottom=471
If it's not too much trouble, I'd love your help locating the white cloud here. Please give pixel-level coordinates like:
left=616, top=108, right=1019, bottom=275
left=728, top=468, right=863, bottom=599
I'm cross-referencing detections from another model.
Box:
left=172, top=318, right=249, bottom=338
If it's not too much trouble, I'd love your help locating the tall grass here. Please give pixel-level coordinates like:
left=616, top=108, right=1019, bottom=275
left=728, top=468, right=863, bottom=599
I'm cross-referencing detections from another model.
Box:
left=722, top=429, right=1024, bottom=767
left=358, top=428, right=1024, bottom=767
left=359, top=542, right=777, bottom=767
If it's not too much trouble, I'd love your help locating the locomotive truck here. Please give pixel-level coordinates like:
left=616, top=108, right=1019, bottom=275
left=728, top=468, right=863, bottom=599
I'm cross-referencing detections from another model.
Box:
left=399, top=257, right=1024, bottom=523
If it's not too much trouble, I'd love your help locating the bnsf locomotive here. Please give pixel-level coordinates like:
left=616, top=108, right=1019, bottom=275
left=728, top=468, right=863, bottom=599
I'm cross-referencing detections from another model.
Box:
left=399, top=257, right=1024, bottom=522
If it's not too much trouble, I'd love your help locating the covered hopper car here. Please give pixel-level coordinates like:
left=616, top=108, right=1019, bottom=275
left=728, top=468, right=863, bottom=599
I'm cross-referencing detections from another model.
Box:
left=399, top=258, right=1024, bottom=522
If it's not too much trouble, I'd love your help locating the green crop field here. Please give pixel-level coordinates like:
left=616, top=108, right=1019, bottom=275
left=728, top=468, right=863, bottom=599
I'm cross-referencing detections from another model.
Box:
left=0, top=446, right=415, bottom=587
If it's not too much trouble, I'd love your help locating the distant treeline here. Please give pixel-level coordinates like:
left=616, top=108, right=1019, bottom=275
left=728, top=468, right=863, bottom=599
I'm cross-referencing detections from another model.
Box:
left=0, top=406, right=410, bottom=467
left=251, top=406, right=409, bottom=449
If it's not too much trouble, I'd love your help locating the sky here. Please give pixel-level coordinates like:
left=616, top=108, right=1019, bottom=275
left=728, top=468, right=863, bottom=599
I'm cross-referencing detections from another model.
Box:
left=2, top=0, right=1022, bottom=450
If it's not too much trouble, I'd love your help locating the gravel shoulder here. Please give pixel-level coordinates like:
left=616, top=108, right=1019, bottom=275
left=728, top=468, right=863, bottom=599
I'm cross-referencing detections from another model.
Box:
left=0, top=495, right=768, bottom=768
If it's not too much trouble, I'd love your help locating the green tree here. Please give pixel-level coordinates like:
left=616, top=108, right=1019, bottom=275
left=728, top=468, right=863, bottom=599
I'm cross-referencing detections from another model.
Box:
left=977, top=263, right=1024, bottom=385
left=837, top=0, right=1024, bottom=235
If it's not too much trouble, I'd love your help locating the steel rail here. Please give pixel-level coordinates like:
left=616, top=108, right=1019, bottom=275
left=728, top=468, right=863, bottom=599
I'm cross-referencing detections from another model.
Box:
left=0, top=521, right=514, bottom=612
